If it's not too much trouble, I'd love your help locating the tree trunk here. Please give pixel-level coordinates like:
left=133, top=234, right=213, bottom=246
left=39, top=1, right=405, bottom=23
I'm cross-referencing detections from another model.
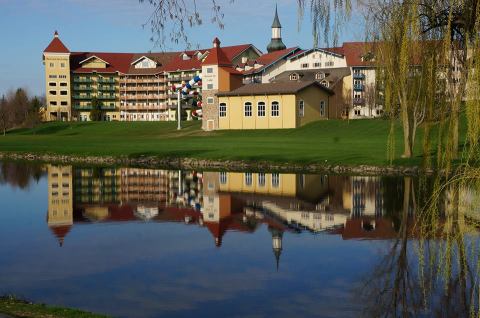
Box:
left=401, top=99, right=412, bottom=158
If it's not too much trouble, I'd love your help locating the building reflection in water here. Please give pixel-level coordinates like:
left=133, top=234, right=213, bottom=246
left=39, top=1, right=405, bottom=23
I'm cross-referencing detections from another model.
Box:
left=46, top=166, right=431, bottom=269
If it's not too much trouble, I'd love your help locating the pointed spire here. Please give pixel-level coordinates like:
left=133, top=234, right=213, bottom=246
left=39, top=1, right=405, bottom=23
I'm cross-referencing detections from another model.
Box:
left=272, top=4, right=282, bottom=28
left=44, top=31, right=70, bottom=53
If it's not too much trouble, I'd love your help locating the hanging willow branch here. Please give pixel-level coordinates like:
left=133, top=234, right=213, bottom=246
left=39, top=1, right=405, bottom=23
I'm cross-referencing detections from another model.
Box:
left=139, top=0, right=231, bottom=48
left=297, top=0, right=353, bottom=47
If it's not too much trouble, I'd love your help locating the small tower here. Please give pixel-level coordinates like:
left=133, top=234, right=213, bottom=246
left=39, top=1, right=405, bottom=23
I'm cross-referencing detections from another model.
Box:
left=43, top=31, right=72, bottom=121
left=267, top=5, right=287, bottom=53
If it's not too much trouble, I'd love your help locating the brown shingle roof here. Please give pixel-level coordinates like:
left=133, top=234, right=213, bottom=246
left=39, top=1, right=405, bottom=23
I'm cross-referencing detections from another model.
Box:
left=217, top=81, right=334, bottom=97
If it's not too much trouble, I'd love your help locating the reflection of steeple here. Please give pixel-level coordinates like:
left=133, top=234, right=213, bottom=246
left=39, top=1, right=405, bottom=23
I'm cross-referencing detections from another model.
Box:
left=269, top=227, right=283, bottom=271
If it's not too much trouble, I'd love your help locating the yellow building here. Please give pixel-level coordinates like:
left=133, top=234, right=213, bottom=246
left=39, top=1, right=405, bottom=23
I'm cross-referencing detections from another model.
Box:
left=215, top=81, right=333, bottom=130
left=43, top=31, right=72, bottom=121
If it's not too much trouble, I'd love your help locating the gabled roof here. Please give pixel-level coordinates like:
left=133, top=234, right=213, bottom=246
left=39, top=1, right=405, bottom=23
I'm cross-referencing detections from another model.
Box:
left=130, top=55, right=156, bottom=66
left=70, top=52, right=135, bottom=73
left=163, top=44, right=256, bottom=72
left=323, top=42, right=376, bottom=67
left=44, top=31, right=70, bottom=53
left=243, top=47, right=300, bottom=75
left=202, top=46, right=232, bottom=66
left=288, top=47, right=345, bottom=61
left=79, top=55, right=110, bottom=65
left=217, top=80, right=334, bottom=97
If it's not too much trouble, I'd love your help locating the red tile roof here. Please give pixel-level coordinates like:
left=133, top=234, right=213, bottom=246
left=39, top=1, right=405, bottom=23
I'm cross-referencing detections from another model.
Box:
left=242, top=47, right=299, bottom=74
left=202, top=46, right=232, bottom=66
left=163, top=44, right=253, bottom=72
left=44, top=35, right=70, bottom=53
left=71, top=52, right=135, bottom=73
left=323, top=42, right=376, bottom=67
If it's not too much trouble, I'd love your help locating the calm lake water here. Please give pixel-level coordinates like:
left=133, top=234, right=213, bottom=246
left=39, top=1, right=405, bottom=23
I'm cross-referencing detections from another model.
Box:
left=0, top=161, right=479, bottom=318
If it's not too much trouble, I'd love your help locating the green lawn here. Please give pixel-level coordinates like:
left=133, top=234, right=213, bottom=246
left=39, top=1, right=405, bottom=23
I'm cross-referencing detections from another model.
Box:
left=0, top=118, right=464, bottom=166
left=0, top=296, right=107, bottom=318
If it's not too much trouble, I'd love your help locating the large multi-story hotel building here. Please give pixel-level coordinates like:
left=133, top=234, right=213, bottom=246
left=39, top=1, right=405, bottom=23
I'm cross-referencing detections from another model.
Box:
left=43, top=7, right=384, bottom=123
left=43, top=32, right=261, bottom=122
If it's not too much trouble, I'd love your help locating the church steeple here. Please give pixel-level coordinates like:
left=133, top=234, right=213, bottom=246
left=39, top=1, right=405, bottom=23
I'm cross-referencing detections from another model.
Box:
left=267, top=4, right=287, bottom=53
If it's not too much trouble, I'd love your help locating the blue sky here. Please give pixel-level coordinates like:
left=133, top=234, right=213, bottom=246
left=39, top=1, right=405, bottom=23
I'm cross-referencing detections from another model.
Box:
left=0, top=0, right=366, bottom=96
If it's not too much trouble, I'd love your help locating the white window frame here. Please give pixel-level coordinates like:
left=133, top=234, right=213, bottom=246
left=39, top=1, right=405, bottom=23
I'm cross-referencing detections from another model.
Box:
left=245, top=172, right=253, bottom=186
left=320, top=101, right=325, bottom=117
left=299, top=100, right=305, bottom=117
left=244, top=102, right=252, bottom=117
left=301, top=63, right=309, bottom=69
left=258, top=173, right=266, bottom=187
left=271, top=101, right=280, bottom=117
left=272, top=173, right=280, bottom=188
left=219, top=103, right=227, bottom=118
left=219, top=172, right=227, bottom=184
left=257, top=102, right=266, bottom=117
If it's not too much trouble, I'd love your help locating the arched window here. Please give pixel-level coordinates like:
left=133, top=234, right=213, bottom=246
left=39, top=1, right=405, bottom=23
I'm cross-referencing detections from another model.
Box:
left=289, top=73, right=298, bottom=81
left=271, top=101, right=280, bottom=117
left=219, top=103, right=227, bottom=117
left=257, top=102, right=266, bottom=117
left=244, top=102, right=252, bottom=117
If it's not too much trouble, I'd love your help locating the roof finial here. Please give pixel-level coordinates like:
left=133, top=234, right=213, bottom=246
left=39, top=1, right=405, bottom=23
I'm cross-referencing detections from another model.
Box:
left=54, top=30, right=59, bottom=38
left=272, top=4, right=281, bottom=28
left=213, top=37, right=221, bottom=48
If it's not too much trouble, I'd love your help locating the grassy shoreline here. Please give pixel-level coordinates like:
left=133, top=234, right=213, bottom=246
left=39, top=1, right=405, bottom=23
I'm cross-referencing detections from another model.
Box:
left=0, top=296, right=107, bottom=318
left=0, top=119, right=465, bottom=167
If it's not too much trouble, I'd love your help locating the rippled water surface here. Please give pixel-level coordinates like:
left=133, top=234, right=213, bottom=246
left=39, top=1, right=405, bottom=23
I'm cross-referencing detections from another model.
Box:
left=0, top=161, right=479, bottom=317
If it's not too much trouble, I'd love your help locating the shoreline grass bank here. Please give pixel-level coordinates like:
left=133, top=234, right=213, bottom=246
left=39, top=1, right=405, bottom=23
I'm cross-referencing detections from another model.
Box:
left=0, top=296, right=107, bottom=318
left=0, top=118, right=465, bottom=170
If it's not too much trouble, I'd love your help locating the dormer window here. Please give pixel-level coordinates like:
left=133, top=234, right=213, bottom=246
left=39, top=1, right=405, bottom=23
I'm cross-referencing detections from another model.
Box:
left=181, top=53, right=191, bottom=60
left=361, top=52, right=375, bottom=62
left=132, top=56, right=158, bottom=69
left=290, top=73, right=299, bottom=81
left=321, top=80, right=329, bottom=88
left=315, top=73, right=325, bottom=80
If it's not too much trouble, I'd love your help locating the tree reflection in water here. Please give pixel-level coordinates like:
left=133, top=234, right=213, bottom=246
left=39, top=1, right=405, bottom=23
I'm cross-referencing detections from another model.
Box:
left=360, top=174, right=480, bottom=317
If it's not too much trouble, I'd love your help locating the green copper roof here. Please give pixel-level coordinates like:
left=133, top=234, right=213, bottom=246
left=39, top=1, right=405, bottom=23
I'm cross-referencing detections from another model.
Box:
left=267, top=38, right=287, bottom=53
left=272, top=4, right=282, bottom=28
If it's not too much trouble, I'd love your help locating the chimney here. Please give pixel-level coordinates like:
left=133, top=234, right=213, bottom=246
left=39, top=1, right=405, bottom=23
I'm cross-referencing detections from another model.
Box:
left=213, top=37, right=221, bottom=48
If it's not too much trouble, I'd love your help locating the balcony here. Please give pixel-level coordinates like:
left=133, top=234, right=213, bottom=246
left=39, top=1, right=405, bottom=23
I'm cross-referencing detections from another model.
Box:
left=98, top=85, right=116, bottom=91
left=353, top=98, right=365, bottom=105
left=73, top=94, right=92, bottom=99
left=73, top=78, right=94, bottom=83
left=98, top=94, right=116, bottom=100
left=353, top=73, right=365, bottom=80
left=98, top=78, right=116, bottom=84
left=73, top=104, right=93, bottom=110
left=73, top=86, right=93, bottom=91
left=353, top=84, right=364, bottom=91
left=101, top=105, right=117, bottom=110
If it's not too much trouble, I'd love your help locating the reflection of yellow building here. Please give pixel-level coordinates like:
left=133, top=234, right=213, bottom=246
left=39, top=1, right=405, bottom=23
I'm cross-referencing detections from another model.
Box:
left=342, top=176, right=384, bottom=217
left=210, top=172, right=297, bottom=196
left=47, top=165, right=73, bottom=246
